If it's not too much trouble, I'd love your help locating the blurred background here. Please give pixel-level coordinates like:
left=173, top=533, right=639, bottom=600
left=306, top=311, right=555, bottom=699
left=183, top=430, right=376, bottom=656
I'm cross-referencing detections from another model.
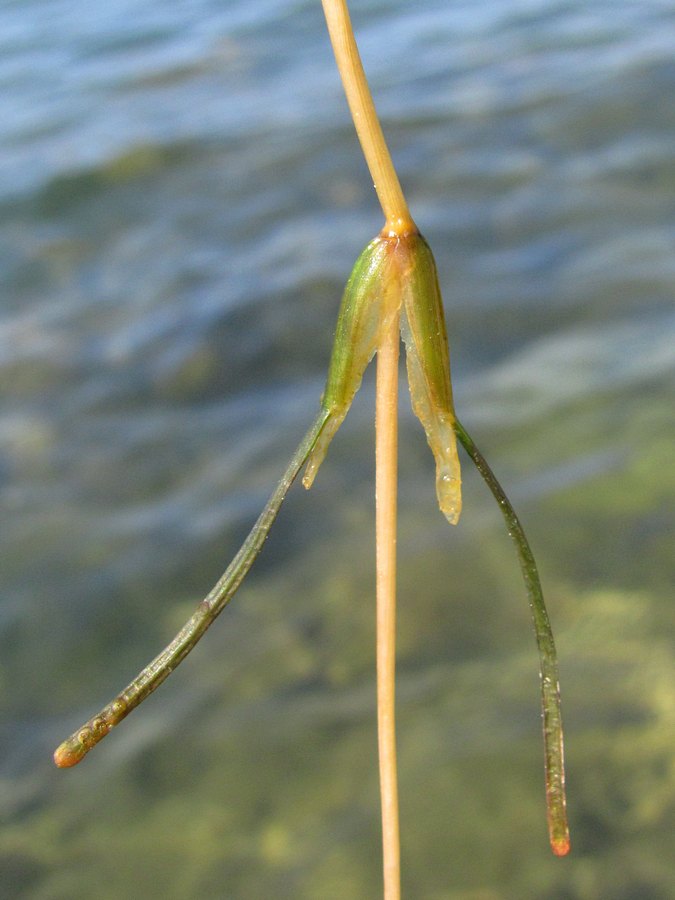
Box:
left=1, top=0, right=673, bottom=897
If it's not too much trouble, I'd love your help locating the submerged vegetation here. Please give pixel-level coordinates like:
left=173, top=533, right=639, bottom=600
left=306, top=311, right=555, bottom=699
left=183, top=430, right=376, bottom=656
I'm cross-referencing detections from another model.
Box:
left=52, top=0, right=574, bottom=893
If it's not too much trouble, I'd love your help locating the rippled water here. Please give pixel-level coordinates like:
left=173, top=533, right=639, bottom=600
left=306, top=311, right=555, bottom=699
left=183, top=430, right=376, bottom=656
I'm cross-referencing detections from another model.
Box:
left=1, top=1, right=674, bottom=898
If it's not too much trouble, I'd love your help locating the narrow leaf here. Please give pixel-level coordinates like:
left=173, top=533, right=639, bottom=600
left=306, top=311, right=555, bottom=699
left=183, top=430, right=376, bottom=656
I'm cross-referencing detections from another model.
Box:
left=454, top=418, right=570, bottom=856
left=54, top=410, right=330, bottom=767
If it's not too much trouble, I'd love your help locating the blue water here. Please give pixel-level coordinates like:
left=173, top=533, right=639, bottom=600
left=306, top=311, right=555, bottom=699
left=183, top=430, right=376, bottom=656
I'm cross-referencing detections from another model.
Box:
left=1, top=1, right=674, bottom=897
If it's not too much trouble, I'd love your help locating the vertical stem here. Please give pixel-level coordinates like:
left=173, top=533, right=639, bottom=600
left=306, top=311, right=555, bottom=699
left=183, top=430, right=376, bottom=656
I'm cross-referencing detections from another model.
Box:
left=375, top=311, right=401, bottom=900
left=321, top=0, right=415, bottom=234
left=322, top=1, right=408, bottom=891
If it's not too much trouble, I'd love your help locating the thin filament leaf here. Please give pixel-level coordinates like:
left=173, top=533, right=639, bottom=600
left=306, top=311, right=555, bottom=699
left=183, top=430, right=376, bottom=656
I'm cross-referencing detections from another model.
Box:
left=454, top=418, right=570, bottom=857
left=54, top=409, right=330, bottom=767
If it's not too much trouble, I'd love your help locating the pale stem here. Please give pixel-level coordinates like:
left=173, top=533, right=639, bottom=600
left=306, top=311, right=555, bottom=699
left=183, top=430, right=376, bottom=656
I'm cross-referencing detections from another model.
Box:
left=321, top=0, right=415, bottom=234
left=375, top=311, right=401, bottom=900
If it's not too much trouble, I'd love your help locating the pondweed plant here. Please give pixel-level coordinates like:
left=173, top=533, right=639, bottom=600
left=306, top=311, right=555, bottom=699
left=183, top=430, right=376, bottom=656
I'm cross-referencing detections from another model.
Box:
left=55, top=0, right=570, bottom=894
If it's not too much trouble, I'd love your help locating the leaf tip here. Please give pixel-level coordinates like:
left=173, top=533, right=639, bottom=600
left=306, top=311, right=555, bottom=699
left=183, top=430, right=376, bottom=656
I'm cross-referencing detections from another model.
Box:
left=53, top=740, right=84, bottom=768
left=550, top=833, right=571, bottom=857
left=437, top=465, right=462, bottom=525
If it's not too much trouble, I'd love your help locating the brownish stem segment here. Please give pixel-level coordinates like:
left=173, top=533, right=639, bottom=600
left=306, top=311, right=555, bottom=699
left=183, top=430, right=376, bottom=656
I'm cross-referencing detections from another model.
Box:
left=375, top=310, right=401, bottom=900
left=321, top=0, right=414, bottom=235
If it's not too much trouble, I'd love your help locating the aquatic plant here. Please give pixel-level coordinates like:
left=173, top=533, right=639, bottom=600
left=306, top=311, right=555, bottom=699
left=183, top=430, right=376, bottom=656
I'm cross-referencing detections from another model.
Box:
left=54, top=0, right=569, bottom=894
